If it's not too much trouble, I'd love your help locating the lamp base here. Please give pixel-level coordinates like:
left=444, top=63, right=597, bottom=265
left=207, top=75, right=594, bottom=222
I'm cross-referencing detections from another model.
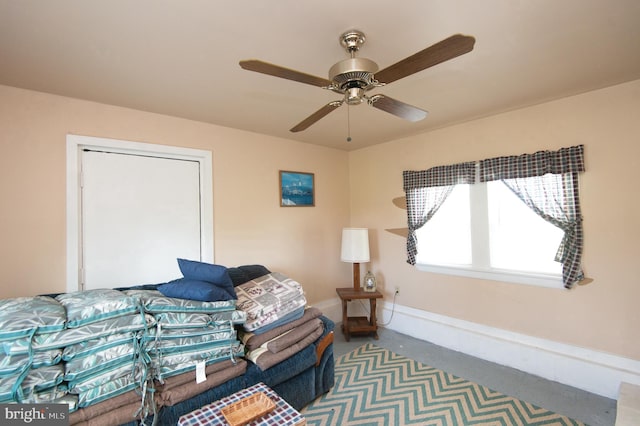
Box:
left=352, top=262, right=361, bottom=291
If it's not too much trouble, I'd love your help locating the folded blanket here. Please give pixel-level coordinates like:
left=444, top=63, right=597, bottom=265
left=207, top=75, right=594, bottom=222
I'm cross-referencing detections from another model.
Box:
left=251, top=305, right=304, bottom=335
left=69, top=389, right=141, bottom=425
left=70, top=400, right=143, bottom=426
left=156, top=359, right=247, bottom=407
left=266, top=318, right=323, bottom=354
left=246, top=322, right=323, bottom=371
left=154, top=358, right=237, bottom=391
left=239, top=306, right=322, bottom=351
left=235, top=272, right=307, bottom=332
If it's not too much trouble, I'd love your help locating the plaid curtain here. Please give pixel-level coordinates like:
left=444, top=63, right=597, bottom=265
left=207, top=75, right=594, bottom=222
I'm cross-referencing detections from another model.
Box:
left=403, top=162, right=476, bottom=265
left=479, top=145, right=585, bottom=288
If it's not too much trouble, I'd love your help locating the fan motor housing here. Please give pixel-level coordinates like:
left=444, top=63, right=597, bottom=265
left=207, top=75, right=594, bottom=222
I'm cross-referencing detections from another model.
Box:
left=329, top=58, right=379, bottom=90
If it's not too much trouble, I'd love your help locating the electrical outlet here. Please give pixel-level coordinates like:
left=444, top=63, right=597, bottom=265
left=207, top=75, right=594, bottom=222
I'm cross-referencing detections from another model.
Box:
left=394, top=286, right=400, bottom=295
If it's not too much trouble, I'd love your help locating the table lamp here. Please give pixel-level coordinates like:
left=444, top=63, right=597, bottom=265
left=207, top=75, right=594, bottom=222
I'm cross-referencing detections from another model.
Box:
left=341, top=228, right=370, bottom=291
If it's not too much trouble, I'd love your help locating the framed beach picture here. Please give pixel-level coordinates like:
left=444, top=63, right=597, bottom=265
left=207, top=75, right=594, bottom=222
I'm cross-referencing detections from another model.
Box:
left=279, top=171, right=315, bottom=207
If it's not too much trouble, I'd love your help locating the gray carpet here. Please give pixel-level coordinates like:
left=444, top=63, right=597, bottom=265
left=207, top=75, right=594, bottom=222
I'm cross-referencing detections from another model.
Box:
left=332, top=325, right=617, bottom=426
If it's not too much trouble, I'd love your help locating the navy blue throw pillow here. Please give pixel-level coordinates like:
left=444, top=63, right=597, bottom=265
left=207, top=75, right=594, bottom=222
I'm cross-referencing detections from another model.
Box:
left=177, top=258, right=236, bottom=299
left=158, top=279, right=233, bottom=302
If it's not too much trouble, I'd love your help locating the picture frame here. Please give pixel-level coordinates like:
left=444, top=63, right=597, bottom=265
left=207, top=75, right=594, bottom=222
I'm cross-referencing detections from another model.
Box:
left=279, top=171, right=315, bottom=207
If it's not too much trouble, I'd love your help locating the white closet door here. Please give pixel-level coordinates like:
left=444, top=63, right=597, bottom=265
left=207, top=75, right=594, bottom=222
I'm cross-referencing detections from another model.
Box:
left=81, top=150, right=201, bottom=290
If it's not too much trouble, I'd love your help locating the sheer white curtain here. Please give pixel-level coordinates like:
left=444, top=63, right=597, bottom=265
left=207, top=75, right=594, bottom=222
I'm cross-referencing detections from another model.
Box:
left=404, top=185, right=454, bottom=265
left=480, top=145, right=585, bottom=288
left=403, top=162, right=476, bottom=265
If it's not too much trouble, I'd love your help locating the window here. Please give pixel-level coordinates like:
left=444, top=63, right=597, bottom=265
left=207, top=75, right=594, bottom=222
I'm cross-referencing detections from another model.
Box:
left=415, top=180, right=565, bottom=287
left=404, top=146, right=585, bottom=289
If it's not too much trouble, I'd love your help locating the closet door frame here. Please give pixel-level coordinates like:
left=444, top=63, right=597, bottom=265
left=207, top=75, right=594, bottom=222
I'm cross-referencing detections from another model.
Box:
left=66, top=134, right=214, bottom=293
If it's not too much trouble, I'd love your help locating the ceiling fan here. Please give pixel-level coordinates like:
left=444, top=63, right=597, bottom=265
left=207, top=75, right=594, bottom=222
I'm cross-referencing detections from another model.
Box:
left=239, top=30, right=475, bottom=133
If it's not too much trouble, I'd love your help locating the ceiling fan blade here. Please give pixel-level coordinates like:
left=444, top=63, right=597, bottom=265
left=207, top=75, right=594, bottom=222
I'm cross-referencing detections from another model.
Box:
left=240, top=59, right=332, bottom=88
left=369, top=95, right=428, bottom=122
left=375, top=34, right=475, bottom=84
left=290, top=101, right=342, bottom=132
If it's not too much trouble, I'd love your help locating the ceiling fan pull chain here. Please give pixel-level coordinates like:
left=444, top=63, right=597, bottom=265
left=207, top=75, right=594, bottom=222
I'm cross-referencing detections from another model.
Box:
left=346, top=104, right=352, bottom=142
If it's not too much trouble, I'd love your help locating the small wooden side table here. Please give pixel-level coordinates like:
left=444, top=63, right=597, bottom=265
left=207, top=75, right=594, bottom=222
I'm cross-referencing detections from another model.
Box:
left=336, top=287, right=383, bottom=342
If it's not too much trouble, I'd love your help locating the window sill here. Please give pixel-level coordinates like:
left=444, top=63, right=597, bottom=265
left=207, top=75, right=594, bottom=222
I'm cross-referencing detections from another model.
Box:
left=415, top=264, right=563, bottom=289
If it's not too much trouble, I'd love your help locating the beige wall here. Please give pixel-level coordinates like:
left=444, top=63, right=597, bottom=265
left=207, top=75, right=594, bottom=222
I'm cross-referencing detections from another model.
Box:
left=0, top=84, right=350, bottom=303
left=349, top=79, right=640, bottom=360
left=2, top=79, right=639, bottom=362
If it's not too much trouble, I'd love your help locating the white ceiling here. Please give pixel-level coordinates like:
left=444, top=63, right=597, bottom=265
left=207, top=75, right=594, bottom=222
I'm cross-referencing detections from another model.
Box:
left=1, top=1, right=639, bottom=151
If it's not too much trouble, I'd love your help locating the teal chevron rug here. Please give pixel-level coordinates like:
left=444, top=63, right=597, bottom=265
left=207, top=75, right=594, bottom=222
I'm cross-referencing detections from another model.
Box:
left=302, top=343, right=585, bottom=426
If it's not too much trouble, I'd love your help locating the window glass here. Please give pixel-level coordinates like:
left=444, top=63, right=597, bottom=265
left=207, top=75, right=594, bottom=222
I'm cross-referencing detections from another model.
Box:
left=416, top=185, right=472, bottom=266
left=415, top=181, right=564, bottom=285
left=487, top=181, right=563, bottom=274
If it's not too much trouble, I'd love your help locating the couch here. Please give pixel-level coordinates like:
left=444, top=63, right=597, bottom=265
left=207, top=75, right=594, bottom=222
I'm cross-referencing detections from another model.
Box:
left=0, top=264, right=335, bottom=426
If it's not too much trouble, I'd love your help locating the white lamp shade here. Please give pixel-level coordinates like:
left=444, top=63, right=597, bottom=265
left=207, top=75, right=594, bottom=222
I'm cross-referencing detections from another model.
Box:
left=341, top=228, right=370, bottom=263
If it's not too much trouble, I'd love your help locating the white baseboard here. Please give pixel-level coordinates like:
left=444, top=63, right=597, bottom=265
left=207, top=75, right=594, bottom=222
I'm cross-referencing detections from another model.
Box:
left=312, top=297, right=640, bottom=400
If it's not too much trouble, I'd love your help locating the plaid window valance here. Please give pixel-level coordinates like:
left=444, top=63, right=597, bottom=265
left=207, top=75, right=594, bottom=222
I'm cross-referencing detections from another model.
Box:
left=403, top=161, right=476, bottom=190
left=479, top=145, right=584, bottom=182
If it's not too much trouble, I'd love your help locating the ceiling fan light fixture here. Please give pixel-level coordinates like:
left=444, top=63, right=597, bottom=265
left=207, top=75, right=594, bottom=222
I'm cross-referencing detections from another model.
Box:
left=345, top=87, right=365, bottom=105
